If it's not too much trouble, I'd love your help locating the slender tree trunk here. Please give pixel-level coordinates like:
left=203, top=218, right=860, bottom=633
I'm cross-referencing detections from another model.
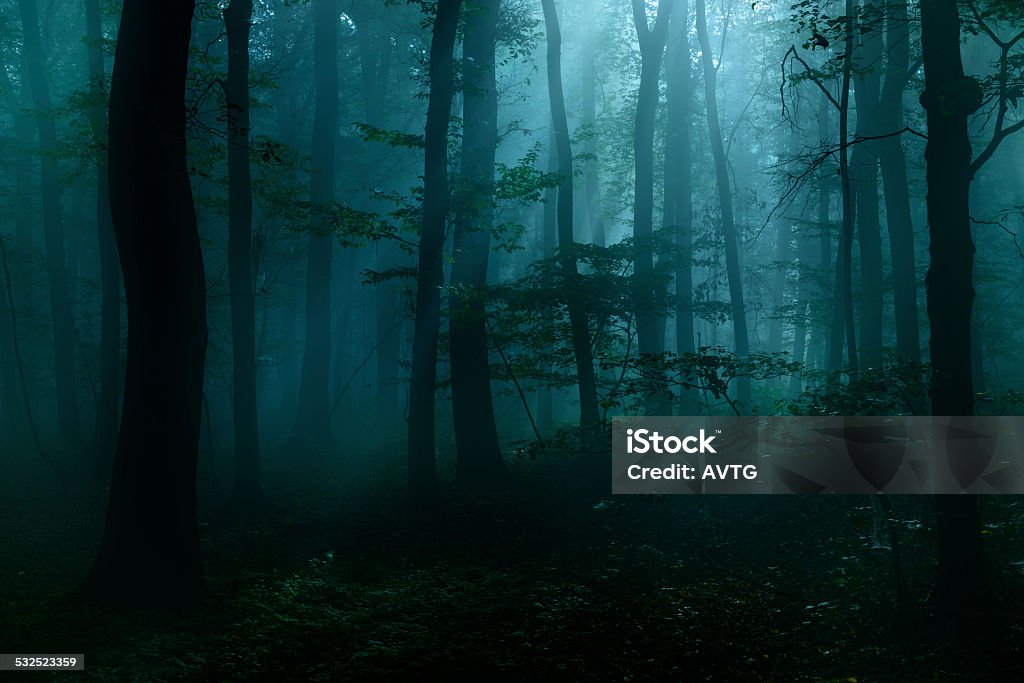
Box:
left=920, top=0, right=984, bottom=630
left=581, top=11, right=605, bottom=248
left=292, top=0, right=337, bottom=449
left=632, top=0, right=673, bottom=414
left=541, top=0, right=600, bottom=431
left=408, top=0, right=462, bottom=502
left=536, top=140, right=558, bottom=434
left=815, top=93, right=833, bottom=377
left=877, top=0, right=920, bottom=363
left=0, top=264, right=17, bottom=433
left=851, top=5, right=884, bottom=369
left=664, top=0, right=697, bottom=415
left=768, top=215, right=789, bottom=357
left=695, top=0, right=750, bottom=411
left=0, top=66, right=34, bottom=250
left=84, top=0, right=121, bottom=477
left=18, top=0, right=80, bottom=438
left=451, top=0, right=507, bottom=488
left=828, top=0, right=858, bottom=372
left=224, top=0, right=263, bottom=505
left=83, top=0, right=207, bottom=605
left=790, top=228, right=815, bottom=395
left=353, top=9, right=401, bottom=428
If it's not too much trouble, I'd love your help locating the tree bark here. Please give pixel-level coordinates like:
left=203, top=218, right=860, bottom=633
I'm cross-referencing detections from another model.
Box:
left=83, top=0, right=207, bottom=605
left=541, top=0, right=601, bottom=432
left=292, top=0, right=338, bottom=448
left=851, top=2, right=884, bottom=369
left=408, top=0, right=462, bottom=502
left=827, top=0, right=858, bottom=372
left=664, top=0, right=697, bottom=415
left=877, top=0, right=921, bottom=363
left=920, top=0, right=984, bottom=629
left=18, top=0, right=80, bottom=438
left=451, top=0, right=507, bottom=488
left=224, top=0, right=263, bottom=505
left=695, top=0, right=750, bottom=411
left=85, top=0, right=122, bottom=480
left=354, top=12, right=402, bottom=429
left=632, top=0, right=673, bottom=414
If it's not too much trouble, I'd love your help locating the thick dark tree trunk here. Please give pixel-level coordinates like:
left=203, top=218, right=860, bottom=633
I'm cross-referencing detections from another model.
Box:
left=18, top=0, right=80, bottom=438
left=851, top=0, right=884, bottom=369
left=877, top=0, right=920, bottom=363
left=664, top=1, right=697, bottom=415
left=695, top=0, right=750, bottom=411
left=293, top=0, right=338, bottom=449
left=920, top=0, right=984, bottom=630
left=541, top=0, right=601, bottom=431
left=224, top=0, right=263, bottom=505
left=408, top=0, right=462, bottom=502
left=451, top=0, right=507, bottom=488
left=83, top=0, right=207, bottom=605
left=631, top=0, right=673, bottom=414
left=85, top=0, right=121, bottom=480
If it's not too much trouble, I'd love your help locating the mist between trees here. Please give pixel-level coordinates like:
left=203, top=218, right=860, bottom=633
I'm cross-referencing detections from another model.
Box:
left=2, top=0, right=1023, bottom=643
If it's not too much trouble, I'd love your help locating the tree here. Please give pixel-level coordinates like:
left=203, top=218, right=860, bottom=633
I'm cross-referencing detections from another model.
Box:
left=695, top=0, right=750, bottom=411
left=541, top=0, right=601, bottom=431
left=451, top=0, right=508, bottom=488
left=632, top=0, right=673, bottom=415
left=826, top=0, right=858, bottom=373
left=224, top=0, right=264, bottom=506
left=17, top=0, right=80, bottom=438
left=408, top=0, right=463, bottom=502
left=877, top=0, right=921, bottom=364
left=292, top=0, right=338, bottom=449
left=920, top=0, right=985, bottom=630
left=850, top=0, right=884, bottom=369
left=663, top=0, right=697, bottom=415
left=85, top=0, right=122, bottom=480
left=83, top=0, right=207, bottom=605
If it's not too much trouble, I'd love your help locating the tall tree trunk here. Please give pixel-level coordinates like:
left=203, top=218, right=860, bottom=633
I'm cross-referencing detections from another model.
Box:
left=85, top=0, right=122, bottom=479
left=292, top=0, right=337, bottom=448
left=407, top=0, right=462, bottom=502
left=815, top=93, right=833, bottom=377
left=83, top=0, right=206, bottom=605
left=631, top=0, right=673, bottom=414
left=0, top=65, right=34, bottom=250
left=580, top=10, right=605, bottom=248
left=224, top=0, right=263, bottom=505
left=877, top=0, right=920, bottom=363
left=920, top=0, right=984, bottom=630
left=18, top=0, right=80, bottom=438
left=768, top=215, right=789, bottom=357
left=695, top=0, right=750, bottom=411
left=827, top=0, right=858, bottom=372
left=354, top=12, right=401, bottom=429
left=541, top=0, right=601, bottom=431
left=664, top=0, right=697, bottom=415
left=851, top=3, right=884, bottom=369
left=451, top=0, right=507, bottom=488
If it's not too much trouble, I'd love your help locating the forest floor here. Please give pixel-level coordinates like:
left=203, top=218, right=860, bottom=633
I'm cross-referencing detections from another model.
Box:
left=4, top=440, right=1024, bottom=682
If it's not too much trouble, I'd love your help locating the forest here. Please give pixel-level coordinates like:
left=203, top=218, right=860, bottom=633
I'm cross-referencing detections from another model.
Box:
left=3, top=0, right=1024, bottom=679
